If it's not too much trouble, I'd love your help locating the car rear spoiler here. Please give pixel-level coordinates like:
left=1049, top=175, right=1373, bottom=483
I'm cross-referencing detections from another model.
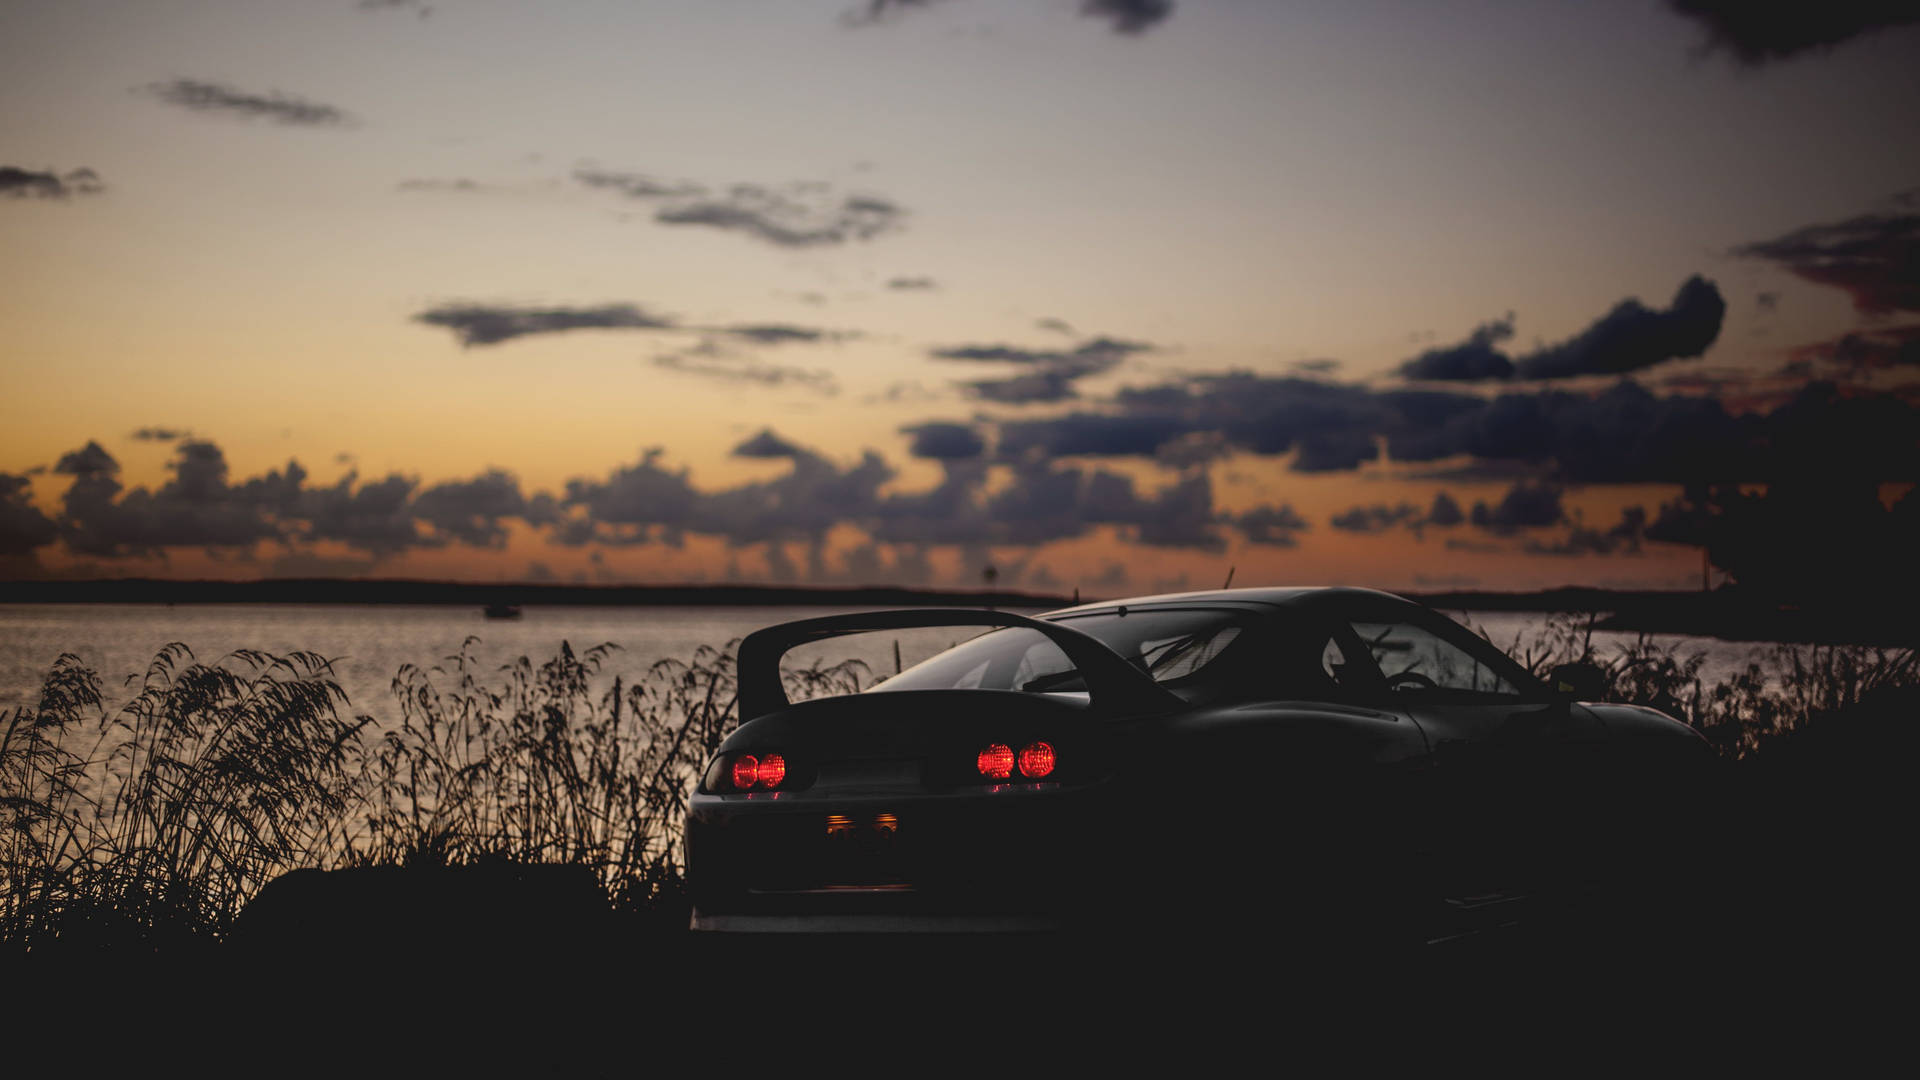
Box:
left=736, top=608, right=1185, bottom=723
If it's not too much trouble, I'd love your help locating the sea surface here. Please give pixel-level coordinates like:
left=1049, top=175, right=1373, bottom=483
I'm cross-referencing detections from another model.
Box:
left=0, top=602, right=1802, bottom=720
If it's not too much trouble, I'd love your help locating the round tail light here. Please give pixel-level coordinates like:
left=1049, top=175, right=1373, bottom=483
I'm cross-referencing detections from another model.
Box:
left=758, top=753, right=787, bottom=789
left=730, top=754, right=759, bottom=790
left=1017, top=741, right=1056, bottom=779
left=976, top=743, right=1014, bottom=779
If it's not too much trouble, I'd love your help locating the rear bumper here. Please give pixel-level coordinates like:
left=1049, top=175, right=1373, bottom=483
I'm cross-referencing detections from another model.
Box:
left=686, top=787, right=1112, bottom=931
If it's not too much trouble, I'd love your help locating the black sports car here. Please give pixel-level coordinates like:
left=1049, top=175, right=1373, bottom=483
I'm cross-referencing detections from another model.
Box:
left=686, top=587, right=1714, bottom=944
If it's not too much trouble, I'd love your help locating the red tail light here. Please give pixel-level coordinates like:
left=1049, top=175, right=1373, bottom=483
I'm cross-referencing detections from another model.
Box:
left=758, top=753, right=787, bottom=789
left=731, top=754, right=760, bottom=790
left=1017, top=741, right=1055, bottom=779
left=976, top=743, right=1014, bottom=779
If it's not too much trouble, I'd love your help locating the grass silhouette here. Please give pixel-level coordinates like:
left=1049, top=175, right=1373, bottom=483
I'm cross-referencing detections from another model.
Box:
left=2, top=624, right=1910, bottom=954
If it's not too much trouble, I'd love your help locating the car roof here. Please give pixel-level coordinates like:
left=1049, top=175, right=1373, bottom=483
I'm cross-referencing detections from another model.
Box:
left=1040, top=585, right=1418, bottom=619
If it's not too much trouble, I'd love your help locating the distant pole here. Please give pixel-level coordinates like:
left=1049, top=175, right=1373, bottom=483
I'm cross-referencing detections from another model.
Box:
left=1702, top=547, right=1710, bottom=592
left=893, top=638, right=902, bottom=675
left=1222, top=566, right=1235, bottom=589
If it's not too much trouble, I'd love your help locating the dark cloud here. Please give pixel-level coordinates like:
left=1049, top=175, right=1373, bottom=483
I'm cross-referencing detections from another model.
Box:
left=717, top=323, right=838, bottom=346
left=1, top=166, right=103, bottom=200
left=1513, top=276, right=1726, bottom=380
left=1757, top=291, right=1780, bottom=312
left=998, top=413, right=1192, bottom=459
left=1470, top=481, right=1566, bottom=534
left=843, top=0, right=1175, bottom=34
left=650, top=352, right=838, bottom=393
left=933, top=336, right=1151, bottom=404
left=1666, top=2, right=1920, bottom=64
left=732, top=429, right=808, bottom=460
left=1427, top=491, right=1465, bottom=527
left=1785, top=324, right=1920, bottom=376
left=411, top=470, right=527, bottom=548
left=415, top=302, right=675, bottom=346
left=54, top=442, right=118, bottom=477
left=1734, top=197, right=1920, bottom=315
left=144, top=79, right=353, bottom=126
left=1035, top=318, right=1075, bottom=336
left=1330, top=503, right=1421, bottom=534
left=887, top=277, right=939, bottom=291
left=654, top=185, right=904, bottom=247
left=991, top=361, right=1920, bottom=485
left=1237, top=503, right=1309, bottom=547
left=357, top=0, right=432, bottom=16
left=1399, top=314, right=1516, bottom=381
left=902, top=422, right=987, bottom=460
left=292, top=472, right=425, bottom=555
left=1082, top=0, right=1175, bottom=35
left=58, top=441, right=281, bottom=557
left=1395, top=280, right=1727, bottom=383
left=131, top=427, right=190, bottom=442
left=0, top=474, right=59, bottom=557
left=1524, top=507, right=1646, bottom=556
left=571, top=169, right=705, bottom=199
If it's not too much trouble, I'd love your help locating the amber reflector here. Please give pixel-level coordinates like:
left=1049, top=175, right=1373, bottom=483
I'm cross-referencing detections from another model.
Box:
left=976, top=743, right=1014, bottom=779
left=758, top=753, right=787, bottom=789
left=1017, top=741, right=1056, bottom=779
left=730, top=754, right=759, bottom=790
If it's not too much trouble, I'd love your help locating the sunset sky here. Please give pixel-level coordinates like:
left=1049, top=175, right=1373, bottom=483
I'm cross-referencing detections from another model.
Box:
left=3, top=1, right=1917, bottom=594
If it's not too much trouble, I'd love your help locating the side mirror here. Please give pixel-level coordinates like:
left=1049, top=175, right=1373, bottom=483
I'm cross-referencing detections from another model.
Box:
left=1547, top=661, right=1608, bottom=702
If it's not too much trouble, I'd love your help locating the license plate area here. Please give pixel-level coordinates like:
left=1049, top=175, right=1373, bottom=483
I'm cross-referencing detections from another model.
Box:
left=822, top=811, right=908, bottom=885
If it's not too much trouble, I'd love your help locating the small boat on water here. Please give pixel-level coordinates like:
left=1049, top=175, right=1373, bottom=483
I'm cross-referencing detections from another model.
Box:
left=482, top=603, right=523, bottom=619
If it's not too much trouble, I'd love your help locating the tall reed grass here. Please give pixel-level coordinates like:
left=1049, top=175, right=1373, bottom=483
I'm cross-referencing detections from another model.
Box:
left=1476, top=613, right=1918, bottom=758
left=3, top=622, right=1911, bottom=953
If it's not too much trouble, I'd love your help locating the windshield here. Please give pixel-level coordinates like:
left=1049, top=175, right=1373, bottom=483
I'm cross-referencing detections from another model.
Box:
left=868, top=609, right=1244, bottom=694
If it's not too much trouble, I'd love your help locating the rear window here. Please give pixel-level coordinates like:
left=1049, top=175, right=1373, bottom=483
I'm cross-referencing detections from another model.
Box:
left=869, top=609, right=1244, bottom=694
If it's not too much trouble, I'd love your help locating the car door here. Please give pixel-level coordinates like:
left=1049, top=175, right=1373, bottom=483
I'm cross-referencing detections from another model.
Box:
left=1335, top=607, right=1610, bottom=903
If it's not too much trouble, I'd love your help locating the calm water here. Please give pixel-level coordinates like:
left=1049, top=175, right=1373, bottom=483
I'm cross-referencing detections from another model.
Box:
left=0, top=602, right=1786, bottom=720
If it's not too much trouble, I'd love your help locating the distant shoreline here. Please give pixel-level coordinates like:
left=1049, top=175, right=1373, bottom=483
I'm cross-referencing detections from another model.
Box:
left=0, top=579, right=1907, bottom=646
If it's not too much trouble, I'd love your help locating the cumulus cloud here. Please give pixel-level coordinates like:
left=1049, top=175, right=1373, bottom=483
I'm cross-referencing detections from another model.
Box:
left=1666, top=1, right=1920, bottom=64
left=1470, top=481, right=1566, bottom=534
left=1237, top=504, right=1309, bottom=547
left=0, top=474, right=58, bottom=557
left=358, top=0, right=432, bottom=16
left=843, top=0, right=1175, bottom=34
left=902, top=422, right=987, bottom=460
left=1427, top=491, right=1465, bottom=527
left=1395, top=279, right=1726, bottom=383
left=1514, top=276, right=1726, bottom=380
left=1082, top=0, right=1175, bottom=35
left=654, top=185, right=905, bottom=248
left=411, top=469, right=528, bottom=547
left=1734, top=195, right=1920, bottom=315
left=143, top=79, right=353, bottom=126
left=732, top=429, right=808, bottom=459
left=1400, top=314, right=1516, bottom=381
left=1330, top=503, right=1421, bottom=534
left=1, top=166, right=103, bottom=200
left=415, top=302, right=676, bottom=346
left=933, top=335, right=1151, bottom=404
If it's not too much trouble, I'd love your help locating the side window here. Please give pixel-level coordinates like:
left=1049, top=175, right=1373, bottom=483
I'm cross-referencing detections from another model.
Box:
left=1011, top=638, right=1075, bottom=690
left=1140, top=625, right=1242, bottom=682
left=1349, top=621, right=1524, bottom=698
